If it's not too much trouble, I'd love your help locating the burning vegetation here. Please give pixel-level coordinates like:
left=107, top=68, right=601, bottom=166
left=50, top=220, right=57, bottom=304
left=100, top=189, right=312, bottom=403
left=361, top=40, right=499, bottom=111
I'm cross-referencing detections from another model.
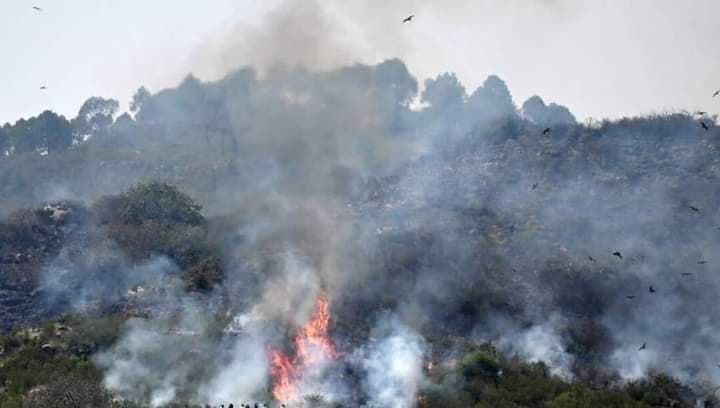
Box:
left=268, top=294, right=337, bottom=403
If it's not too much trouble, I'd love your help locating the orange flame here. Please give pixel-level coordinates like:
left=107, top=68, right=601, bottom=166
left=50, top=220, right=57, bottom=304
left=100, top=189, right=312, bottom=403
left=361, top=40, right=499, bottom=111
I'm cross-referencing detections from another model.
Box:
left=268, top=349, right=296, bottom=403
left=268, top=294, right=336, bottom=403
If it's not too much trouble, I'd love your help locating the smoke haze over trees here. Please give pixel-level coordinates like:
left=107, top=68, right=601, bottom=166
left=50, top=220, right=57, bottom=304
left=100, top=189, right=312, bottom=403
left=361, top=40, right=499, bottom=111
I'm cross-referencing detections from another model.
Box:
left=1, top=55, right=720, bottom=407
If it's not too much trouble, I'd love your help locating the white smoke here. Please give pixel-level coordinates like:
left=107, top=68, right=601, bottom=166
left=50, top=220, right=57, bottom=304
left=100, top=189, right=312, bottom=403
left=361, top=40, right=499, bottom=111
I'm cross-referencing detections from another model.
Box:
left=357, top=318, right=426, bottom=408
left=198, top=334, right=270, bottom=404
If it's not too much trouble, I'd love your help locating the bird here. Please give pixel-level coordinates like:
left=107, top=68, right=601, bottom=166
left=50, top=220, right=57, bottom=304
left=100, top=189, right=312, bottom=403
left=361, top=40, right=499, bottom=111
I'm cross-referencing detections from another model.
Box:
left=649, top=285, right=656, bottom=293
left=32, top=6, right=41, bottom=11
left=612, top=251, right=623, bottom=260
left=697, top=261, right=707, bottom=265
left=402, top=15, right=414, bottom=23
left=690, top=205, right=700, bottom=212
left=543, top=127, right=552, bottom=135
left=511, top=267, right=518, bottom=273
left=531, top=183, right=539, bottom=190
left=714, top=90, right=720, bottom=98
left=701, top=121, right=709, bottom=131
left=682, top=272, right=693, bottom=276
left=40, top=86, right=47, bottom=90
left=589, top=256, right=596, bottom=263
left=626, top=295, right=636, bottom=299
left=639, top=342, right=647, bottom=351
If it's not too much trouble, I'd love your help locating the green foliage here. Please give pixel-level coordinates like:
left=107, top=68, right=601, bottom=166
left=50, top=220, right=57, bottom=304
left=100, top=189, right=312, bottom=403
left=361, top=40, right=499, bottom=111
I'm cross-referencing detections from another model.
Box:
left=119, top=181, right=204, bottom=226
left=73, top=97, right=120, bottom=141
left=90, top=181, right=213, bottom=269
left=183, top=256, right=224, bottom=292
left=8, top=110, right=73, bottom=154
left=419, top=349, right=696, bottom=408
left=625, top=374, right=694, bottom=407
left=460, top=351, right=502, bottom=380
left=0, top=315, right=128, bottom=407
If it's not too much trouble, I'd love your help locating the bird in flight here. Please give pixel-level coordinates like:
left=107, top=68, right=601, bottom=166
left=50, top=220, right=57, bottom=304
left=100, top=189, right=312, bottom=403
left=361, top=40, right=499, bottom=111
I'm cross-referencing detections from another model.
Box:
left=649, top=285, right=656, bottom=293
left=39, top=86, right=47, bottom=90
left=689, top=205, right=700, bottom=212
left=638, top=343, right=647, bottom=351
left=714, top=90, right=720, bottom=98
left=682, top=272, right=693, bottom=276
left=612, top=251, right=623, bottom=260
left=589, top=256, right=596, bottom=263
left=543, top=127, right=552, bottom=135
left=697, top=260, right=706, bottom=265
left=626, top=295, right=636, bottom=299
left=701, top=121, right=709, bottom=131
left=32, top=6, right=41, bottom=11
left=531, top=183, right=539, bottom=190
left=402, top=15, right=414, bottom=23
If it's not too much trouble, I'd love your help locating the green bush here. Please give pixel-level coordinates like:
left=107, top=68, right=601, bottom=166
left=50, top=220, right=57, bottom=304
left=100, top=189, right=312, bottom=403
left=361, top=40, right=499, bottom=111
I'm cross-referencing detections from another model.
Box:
left=118, top=181, right=203, bottom=226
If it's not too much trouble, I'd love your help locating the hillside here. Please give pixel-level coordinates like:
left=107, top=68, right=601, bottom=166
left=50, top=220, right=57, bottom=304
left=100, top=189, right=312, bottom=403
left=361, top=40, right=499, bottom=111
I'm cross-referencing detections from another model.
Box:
left=1, top=59, right=720, bottom=407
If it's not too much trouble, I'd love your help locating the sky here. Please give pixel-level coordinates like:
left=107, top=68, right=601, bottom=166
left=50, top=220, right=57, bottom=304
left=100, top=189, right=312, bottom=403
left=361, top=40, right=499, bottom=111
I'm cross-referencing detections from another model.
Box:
left=1, top=0, right=719, bottom=124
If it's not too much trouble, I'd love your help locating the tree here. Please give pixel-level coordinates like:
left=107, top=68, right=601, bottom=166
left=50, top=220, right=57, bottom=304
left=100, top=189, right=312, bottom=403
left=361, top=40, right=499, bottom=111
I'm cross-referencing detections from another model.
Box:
left=10, top=111, right=72, bottom=154
left=119, top=181, right=204, bottom=226
left=422, top=73, right=466, bottom=110
left=129, top=86, right=151, bottom=115
left=0, top=126, right=8, bottom=157
left=37, top=111, right=73, bottom=153
left=466, top=75, right=517, bottom=124
left=522, top=95, right=576, bottom=127
left=72, top=97, right=119, bottom=141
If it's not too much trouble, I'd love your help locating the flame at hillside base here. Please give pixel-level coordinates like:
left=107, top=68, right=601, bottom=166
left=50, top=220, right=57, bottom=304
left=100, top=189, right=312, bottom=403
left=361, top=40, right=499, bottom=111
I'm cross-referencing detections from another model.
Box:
left=268, top=294, right=337, bottom=403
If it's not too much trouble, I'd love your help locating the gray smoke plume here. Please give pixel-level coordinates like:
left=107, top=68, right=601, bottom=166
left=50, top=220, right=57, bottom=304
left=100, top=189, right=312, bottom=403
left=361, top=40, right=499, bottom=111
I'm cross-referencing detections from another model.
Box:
left=357, top=317, right=427, bottom=408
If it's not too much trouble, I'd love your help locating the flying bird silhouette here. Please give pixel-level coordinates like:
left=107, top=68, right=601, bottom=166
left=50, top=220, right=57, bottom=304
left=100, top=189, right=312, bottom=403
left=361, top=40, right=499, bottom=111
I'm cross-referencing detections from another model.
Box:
left=714, top=90, right=720, bottom=97
left=402, top=15, right=414, bottom=23
left=701, top=121, right=709, bottom=131
left=589, top=256, right=596, bottom=263
left=32, top=6, right=41, bottom=11
left=543, top=127, right=551, bottom=135
left=697, top=261, right=707, bottom=265
left=531, top=183, right=539, bottom=190
left=682, top=272, right=693, bottom=276
left=649, top=285, right=656, bottom=293
left=39, top=86, right=46, bottom=90
left=689, top=205, right=700, bottom=212
left=638, top=343, right=647, bottom=351
left=612, top=251, right=623, bottom=260
left=626, top=295, right=636, bottom=299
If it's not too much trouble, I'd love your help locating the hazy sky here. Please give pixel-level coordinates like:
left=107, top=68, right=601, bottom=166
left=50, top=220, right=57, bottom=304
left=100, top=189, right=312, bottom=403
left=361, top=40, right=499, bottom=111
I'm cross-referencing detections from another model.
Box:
left=2, top=0, right=719, bottom=123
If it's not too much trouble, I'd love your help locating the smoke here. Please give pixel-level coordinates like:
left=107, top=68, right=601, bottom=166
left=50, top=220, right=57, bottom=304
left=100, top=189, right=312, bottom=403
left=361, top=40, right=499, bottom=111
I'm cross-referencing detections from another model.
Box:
left=95, top=303, right=211, bottom=407
left=357, top=318, right=426, bottom=408
left=198, top=335, right=270, bottom=404
left=496, top=316, right=574, bottom=379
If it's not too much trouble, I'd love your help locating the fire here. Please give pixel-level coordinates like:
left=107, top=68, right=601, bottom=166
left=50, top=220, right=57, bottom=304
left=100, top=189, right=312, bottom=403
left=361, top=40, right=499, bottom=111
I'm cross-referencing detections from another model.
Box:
left=269, top=294, right=336, bottom=403
left=268, top=349, right=296, bottom=403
